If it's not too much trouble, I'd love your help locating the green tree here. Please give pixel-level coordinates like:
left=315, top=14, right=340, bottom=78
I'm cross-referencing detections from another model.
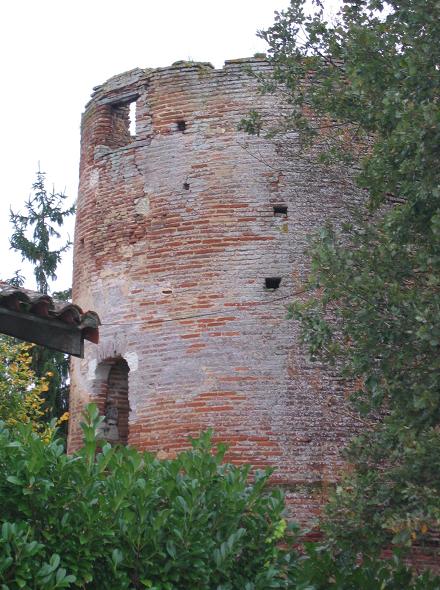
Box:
left=10, top=167, right=75, bottom=295
left=255, top=0, right=440, bottom=557
left=5, top=270, right=25, bottom=288
left=0, top=336, right=59, bottom=440
left=9, top=168, right=75, bottom=426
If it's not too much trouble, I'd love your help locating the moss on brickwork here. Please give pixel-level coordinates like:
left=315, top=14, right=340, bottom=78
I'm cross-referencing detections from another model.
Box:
left=171, top=60, right=214, bottom=69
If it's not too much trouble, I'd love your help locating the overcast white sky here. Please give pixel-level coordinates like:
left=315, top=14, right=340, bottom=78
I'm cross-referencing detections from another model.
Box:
left=0, top=0, right=297, bottom=294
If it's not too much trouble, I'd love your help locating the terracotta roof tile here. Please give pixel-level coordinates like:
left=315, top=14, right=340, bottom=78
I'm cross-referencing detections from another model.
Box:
left=0, top=282, right=100, bottom=345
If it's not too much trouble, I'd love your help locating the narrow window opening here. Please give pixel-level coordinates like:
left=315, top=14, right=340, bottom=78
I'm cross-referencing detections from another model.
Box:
left=177, top=120, right=186, bottom=132
left=105, top=94, right=139, bottom=148
left=109, top=100, right=137, bottom=148
left=95, top=357, right=130, bottom=445
left=273, top=204, right=288, bottom=217
left=183, top=182, right=190, bottom=190
left=129, top=101, right=137, bottom=136
left=265, top=277, right=282, bottom=290
left=105, top=358, right=130, bottom=445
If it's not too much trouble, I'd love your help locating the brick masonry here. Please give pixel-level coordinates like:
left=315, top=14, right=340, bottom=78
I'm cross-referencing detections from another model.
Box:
left=68, top=58, right=363, bottom=527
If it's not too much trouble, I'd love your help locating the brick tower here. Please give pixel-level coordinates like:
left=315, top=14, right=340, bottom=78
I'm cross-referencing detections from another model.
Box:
left=68, top=58, right=359, bottom=524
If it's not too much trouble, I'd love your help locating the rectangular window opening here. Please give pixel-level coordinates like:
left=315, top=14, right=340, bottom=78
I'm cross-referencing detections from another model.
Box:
left=273, top=204, right=288, bottom=217
left=107, top=94, right=139, bottom=148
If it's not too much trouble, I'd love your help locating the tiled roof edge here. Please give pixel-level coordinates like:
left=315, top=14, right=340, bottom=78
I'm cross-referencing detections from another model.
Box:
left=0, top=282, right=100, bottom=344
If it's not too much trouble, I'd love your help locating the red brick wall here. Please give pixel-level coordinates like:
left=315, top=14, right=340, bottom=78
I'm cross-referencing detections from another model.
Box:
left=69, top=59, right=362, bottom=527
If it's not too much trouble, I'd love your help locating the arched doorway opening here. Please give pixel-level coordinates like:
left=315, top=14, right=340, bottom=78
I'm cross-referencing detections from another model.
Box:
left=94, top=357, right=130, bottom=445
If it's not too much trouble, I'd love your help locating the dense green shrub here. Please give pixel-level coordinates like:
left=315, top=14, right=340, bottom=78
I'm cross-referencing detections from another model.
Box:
left=1, top=404, right=439, bottom=589
left=0, top=522, right=75, bottom=589
left=288, top=544, right=440, bottom=590
left=0, top=405, right=293, bottom=589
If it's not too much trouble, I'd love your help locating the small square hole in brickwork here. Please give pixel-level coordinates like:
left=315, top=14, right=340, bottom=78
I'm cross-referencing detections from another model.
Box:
left=273, top=204, right=288, bottom=217
left=177, top=120, right=186, bottom=132
left=183, top=182, right=190, bottom=190
left=265, top=277, right=281, bottom=290
left=129, top=101, right=137, bottom=136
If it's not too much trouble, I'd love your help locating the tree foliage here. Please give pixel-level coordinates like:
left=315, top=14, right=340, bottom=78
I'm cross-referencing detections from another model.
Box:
left=9, top=168, right=75, bottom=426
left=0, top=406, right=438, bottom=589
left=255, top=0, right=440, bottom=557
left=0, top=336, right=59, bottom=441
left=10, top=168, right=75, bottom=296
left=0, top=405, right=295, bottom=589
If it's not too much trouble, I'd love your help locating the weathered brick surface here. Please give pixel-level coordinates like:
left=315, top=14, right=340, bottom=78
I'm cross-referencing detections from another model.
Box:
left=69, top=58, right=362, bottom=526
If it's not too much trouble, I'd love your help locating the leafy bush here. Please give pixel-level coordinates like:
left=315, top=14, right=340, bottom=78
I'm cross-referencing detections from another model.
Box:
left=0, top=522, right=74, bottom=589
left=1, top=404, right=439, bottom=589
left=288, top=544, right=440, bottom=590
left=0, top=405, right=293, bottom=589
